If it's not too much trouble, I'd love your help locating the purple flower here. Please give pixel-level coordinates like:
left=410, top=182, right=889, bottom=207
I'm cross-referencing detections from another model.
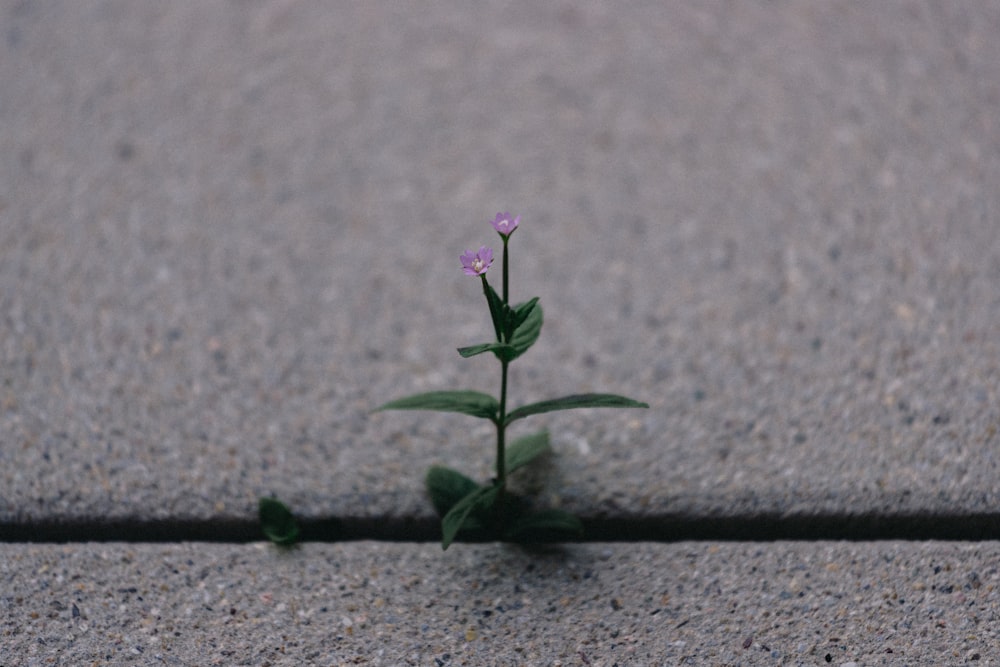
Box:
left=460, top=246, right=494, bottom=276
left=490, top=212, right=520, bottom=237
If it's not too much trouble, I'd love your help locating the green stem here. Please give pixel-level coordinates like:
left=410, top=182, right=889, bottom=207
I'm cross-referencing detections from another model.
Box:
left=502, top=237, right=510, bottom=306
left=495, top=359, right=509, bottom=531
left=496, top=236, right=511, bottom=531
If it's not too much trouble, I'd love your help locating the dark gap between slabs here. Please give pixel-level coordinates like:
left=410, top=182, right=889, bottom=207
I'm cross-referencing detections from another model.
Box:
left=3, top=512, right=999, bottom=543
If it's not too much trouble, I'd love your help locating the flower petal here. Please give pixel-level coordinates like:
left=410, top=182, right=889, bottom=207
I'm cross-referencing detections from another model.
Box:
left=490, top=212, right=520, bottom=236
left=460, top=247, right=493, bottom=276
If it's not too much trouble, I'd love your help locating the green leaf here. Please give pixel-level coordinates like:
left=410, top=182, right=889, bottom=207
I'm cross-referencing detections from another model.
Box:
left=441, top=484, right=499, bottom=550
left=510, top=297, right=540, bottom=333
left=505, top=393, right=649, bottom=425
left=502, top=296, right=539, bottom=341
left=426, top=465, right=480, bottom=517
left=457, top=342, right=513, bottom=359
left=501, top=430, right=551, bottom=474
left=482, top=280, right=505, bottom=342
left=496, top=301, right=542, bottom=362
left=505, top=509, right=584, bottom=540
left=259, top=497, right=299, bottom=546
left=376, top=391, right=499, bottom=422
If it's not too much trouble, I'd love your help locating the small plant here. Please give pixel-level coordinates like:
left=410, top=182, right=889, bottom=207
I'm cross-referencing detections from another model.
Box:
left=377, top=212, right=647, bottom=549
left=259, top=496, right=299, bottom=546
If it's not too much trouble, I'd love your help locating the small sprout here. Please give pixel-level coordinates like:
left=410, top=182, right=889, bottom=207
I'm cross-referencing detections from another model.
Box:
left=259, top=497, right=299, bottom=547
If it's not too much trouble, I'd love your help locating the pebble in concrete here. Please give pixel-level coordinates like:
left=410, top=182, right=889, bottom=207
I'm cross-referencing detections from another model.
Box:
left=2, top=541, right=997, bottom=665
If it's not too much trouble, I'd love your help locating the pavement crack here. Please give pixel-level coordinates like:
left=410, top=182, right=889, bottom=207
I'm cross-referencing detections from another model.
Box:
left=3, top=513, right=999, bottom=543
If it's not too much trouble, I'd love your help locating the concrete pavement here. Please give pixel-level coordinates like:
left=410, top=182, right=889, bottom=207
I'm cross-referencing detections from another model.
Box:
left=2, top=1, right=999, bottom=662
left=5, top=541, right=1000, bottom=665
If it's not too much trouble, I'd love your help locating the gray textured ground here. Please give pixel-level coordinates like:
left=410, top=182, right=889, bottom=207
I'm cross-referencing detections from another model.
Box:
left=2, top=0, right=1000, bottom=662
left=4, top=541, right=1000, bottom=665
left=3, top=1, right=999, bottom=525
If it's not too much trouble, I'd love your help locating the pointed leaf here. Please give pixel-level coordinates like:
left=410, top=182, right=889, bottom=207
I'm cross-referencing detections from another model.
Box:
left=259, top=497, right=299, bottom=546
left=482, top=280, right=505, bottom=342
left=426, top=465, right=480, bottom=517
left=505, top=393, right=649, bottom=425
left=376, top=391, right=499, bottom=422
left=505, top=509, right=584, bottom=540
left=503, top=296, right=539, bottom=341
left=441, top=484, right=498, bottom=550
left=457, top=342, right=513, bottom=359
left=495, top=301, right=542, bottom=362
left=510, top=297, right=540, bottom=333
left=501, top=430, right=551, bottom=474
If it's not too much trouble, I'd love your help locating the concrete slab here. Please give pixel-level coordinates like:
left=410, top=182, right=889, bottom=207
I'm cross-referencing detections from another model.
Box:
left=2, top=2, right=999, bottom=526
left=3, top=541, right=998, bottom=665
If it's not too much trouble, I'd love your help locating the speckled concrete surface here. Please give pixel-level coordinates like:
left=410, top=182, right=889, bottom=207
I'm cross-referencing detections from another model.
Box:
left=2, top=2, right=999, bottom=529
left=5, top=5, right=1000, bottom=662
left=2, top=541, right=998, bottom=665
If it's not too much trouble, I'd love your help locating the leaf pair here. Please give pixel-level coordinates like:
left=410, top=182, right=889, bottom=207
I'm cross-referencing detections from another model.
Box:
left=427, top=431, right=582, bottom=550
left=459, top=297, right=542, bottom=363
left=483, top=278, right=538, bottom=341
left=428, top=430, right=560, bottom=549
left=376, top=391, right=649, bottom=427
left=426, top=430, right=552, bottom=517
